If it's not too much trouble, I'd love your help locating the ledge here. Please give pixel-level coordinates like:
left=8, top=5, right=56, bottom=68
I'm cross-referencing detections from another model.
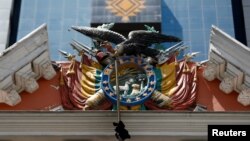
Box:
left=0, top=111, right=249, bottom=136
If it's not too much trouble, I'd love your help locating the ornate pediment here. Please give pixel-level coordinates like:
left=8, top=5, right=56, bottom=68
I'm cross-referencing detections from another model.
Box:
left=203, top=25, right=250, bottom=106
left=0, top=24, right=56, bottom=106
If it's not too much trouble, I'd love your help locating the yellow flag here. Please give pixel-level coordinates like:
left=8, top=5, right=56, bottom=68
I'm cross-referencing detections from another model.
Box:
left=156, top=62, right=176, bottom=96
left=80, top=64, right=102, bottom=99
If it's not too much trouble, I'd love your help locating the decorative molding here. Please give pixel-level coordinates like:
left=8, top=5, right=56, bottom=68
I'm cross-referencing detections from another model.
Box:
left=238, top=88, right=250, bottom=106
left=0, top=75, right=20, bottom=106
left=218, top=63, right=244, bottom=94
left=0, top=24, right=56, bottom=106
left=203, top=51, right=226, bottom=82
left=210, top=25, right=250, bottom=75
left=225, top=63, right=244, bottom=92
left=33, top=51, right=56, bottom=80
left=202, top=61, right=217, bottom=81
left=205, top=25, right=250, bottom=105
left=219, top=73, right=234, bottom=94
left=0, top=111, right=249, bottom=136
left=242, top=75, right=250, bottom=88
left=0, top=89, right=21, bottom=106
left=0, top=75, right=16, bottom=91
left=209, top=51, right=226, bottom=80
left=15, top=63, right=39, bottom=93
left=2, top=90, right=21, bottom=106
left=0, top=24, right=48, bottom=80
left=0, top=90, right=7, bottom=103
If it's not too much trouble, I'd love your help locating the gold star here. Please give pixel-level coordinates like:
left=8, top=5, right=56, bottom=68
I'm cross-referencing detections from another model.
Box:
left=136, top=97, right=141, bottom=101
left=104, top=69, right=112, bottom=75
left=126, top=99, right=131, bottom=103
left=110, top=92, right=114, bottom=96
left=150, top=81, right=155, bottom=85
left=105, top=87, right=109, bottom=90
left=147, top=71, right=153, bottom=76
left=103, top=81, right=108, bottom=84
left=148, top=87, right=153, bottom=92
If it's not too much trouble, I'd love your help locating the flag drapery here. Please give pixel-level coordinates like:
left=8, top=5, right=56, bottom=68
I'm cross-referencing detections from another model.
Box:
left=145, top=58, right=198, bottom=110
left=154, top=62, right=176, bottom=96
left=59, top=56, right=112, bottom=110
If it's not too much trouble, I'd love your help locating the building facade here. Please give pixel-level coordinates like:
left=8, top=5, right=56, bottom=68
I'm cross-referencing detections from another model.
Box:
left=2, top=0, right=247, bottom=61
left=0, top=0, right=250, bottom=141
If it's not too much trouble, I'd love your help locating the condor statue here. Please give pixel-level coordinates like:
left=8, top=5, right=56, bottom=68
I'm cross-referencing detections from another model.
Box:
left=71, top=26, right=182, bottom=64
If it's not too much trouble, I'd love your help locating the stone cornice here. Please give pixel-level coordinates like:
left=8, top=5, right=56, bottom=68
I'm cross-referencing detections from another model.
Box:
left=0, top=111, right=249, bottom=136
left=0, top=24, right=48, bottom=80
left=210, top=25, right=250, bottom=75
left=0, top=24, right=56, bottom=106
left=203, top=25, right=250, bottom=106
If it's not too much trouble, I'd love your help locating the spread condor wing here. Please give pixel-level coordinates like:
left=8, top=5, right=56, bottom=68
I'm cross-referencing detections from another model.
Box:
left=71, top=26, right=126, bottom=44
left=125, top=30, right=181, bottom=46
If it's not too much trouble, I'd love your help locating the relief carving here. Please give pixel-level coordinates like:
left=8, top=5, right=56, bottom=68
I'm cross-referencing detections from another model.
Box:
left=0, top=90, right=7, bottom=103
left=219, top=76, right=234, bottom=94
left=0, top=89, right=21, bottom=106
left=42, top=61, right=56, bottom=80
left=203, top=62, right=217, bottom=81
left=24, top=77, right=39, bottom=93
left=237, top=88, right=250, bottom=106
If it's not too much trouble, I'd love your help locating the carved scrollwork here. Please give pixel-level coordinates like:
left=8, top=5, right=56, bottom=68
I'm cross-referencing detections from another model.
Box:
left=219, top=75, right=234, bottom=94
left=4, top=90, right=21, bottom=106
left=15, top=63, right=39, bottom=93
left=24, top=77, right=39, bottom=93
left=203, top=62, right=217, bottom=81
left=237, top=88, right=250, bottom=106
left=42, top=61, right=56, bottom=80
left=0, top=89, right=21, bottom=106
left=0, top=90, right=7, bottom=103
